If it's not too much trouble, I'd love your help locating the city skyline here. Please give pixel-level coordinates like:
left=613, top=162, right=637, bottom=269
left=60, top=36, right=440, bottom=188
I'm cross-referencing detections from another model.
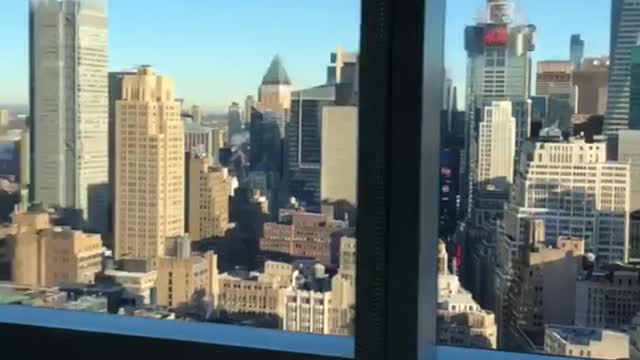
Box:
left=1, top=0, right=610, bottom=112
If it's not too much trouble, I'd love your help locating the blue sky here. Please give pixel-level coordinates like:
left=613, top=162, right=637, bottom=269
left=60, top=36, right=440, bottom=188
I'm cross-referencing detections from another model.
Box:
left=0, top=0, right=610, bottom=112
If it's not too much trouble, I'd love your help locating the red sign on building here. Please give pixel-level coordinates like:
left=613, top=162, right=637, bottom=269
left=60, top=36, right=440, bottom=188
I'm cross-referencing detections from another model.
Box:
left=484, top=27, right=508, bottom=46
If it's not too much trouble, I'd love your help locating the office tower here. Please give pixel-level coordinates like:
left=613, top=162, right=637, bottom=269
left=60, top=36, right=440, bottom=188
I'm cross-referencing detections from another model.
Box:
left=210, top=128, right=223, bottom=163
left=0, top=130, right=30, bottom=186
left=191, top=105, right=202, bottom=125
left=259, top=55, right=292, bottom=114
left=321, top=106, right=357, bottom=206
left=632, top=211, right=640, bottom=260
left=504, top=132, right=630, bottom=264
left=244, top=95, right=256, bottom=125
left=114, top=66, right=184, bottom=260
left=260, top=210, right=348, bottom=266
left=156, top=236, right=219, bottom=307
left=250, top=107, right=284, bottom=173
left=187, top=152, right=230, bottom=241
left=605, top=0, right=640, bottom=137
left=228, top=102, right=243, bottom=139
left=570, top=34, right=585, bottom=70
left=477, top=101, right=516, bottom=187
left=619, top=130, right=640, bottom=212
left=630, top=46, right=640, bottom=129
left=0, top=110, right=8, bottom=132
left=184, top=118, right=213, bottom=154
left=573, top=57, right=609, bottom=116
left=544, top=326, right=629, bottom=359
left=30, top=0, right=109, bottom=233
left=287, top=85, right=336, bottom=208
left=464, top=0, right=536, bottom=107
left=536, top=61, right=573, bottom=96
left=8, top=205, right=103, bottom=288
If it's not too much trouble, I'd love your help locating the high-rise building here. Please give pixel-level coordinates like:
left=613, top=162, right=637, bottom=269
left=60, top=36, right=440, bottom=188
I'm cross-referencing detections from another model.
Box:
left=108, top=70, right=137, bottom=246
left=250, top=107, right=283, bottom=173
left=8, top=205, right=103, bottom=288
left=477, top=101, right=516, bottom=188
left=259, top=55, right=292, bottom=114
left=0, top=110, right=8, bottom=132
left=570, top=34, right=585, bottom=70
left=504, top=132, right=630, bottom=264
left=544, top=325, right=629, bottom=359
left=605, top=0, right=640, bottom=137
left=631, top=211, right=640, bottom=260
left=0, top=130, right=30, bottom=187
left=536, top=61, right=573, bottom=96
left=573, top=57, right=609, bottom=116
left=630, top=46, right=640, bottom=129
left=187, top=152, right=230, bottom=241
left=30, top=0, right=109, bottom=233
left=191, top=105, right=202, bottom=125
left=619, top=130, right=640, bottom=213
left=114, top=66, right=184, bottom=260
left=244, top=96, right=256, bottom=125
left=320, top=106, right=358, bottom=206
left=184, top=119, right=213, bottom=154
left=228, top=102, right=243, bottom=139
left=464, top=0, right=536, bottom=107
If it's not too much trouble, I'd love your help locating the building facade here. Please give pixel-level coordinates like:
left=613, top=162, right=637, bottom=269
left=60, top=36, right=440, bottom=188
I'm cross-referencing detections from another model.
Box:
left=259, top=55, right=292, bottom=114
left=187, top=152, right=230, bottom=241
left=536, top=61, right=573, bottom=96
left=570, top=34, right=584, bottom=71
left=619, top=130, right=640, bottom=213
left=572, top=57, right=609, bottom=116
left=320, top=106, right=358, bottom=206
left=30, top=0, right=109, bottom=233
left=114, top=67, right=184, bottom=260
left=477, top=101, right=516, bottom=187
left=605, top=0, right=640, bottom=136
left=8, top=206, right=103, bottom=288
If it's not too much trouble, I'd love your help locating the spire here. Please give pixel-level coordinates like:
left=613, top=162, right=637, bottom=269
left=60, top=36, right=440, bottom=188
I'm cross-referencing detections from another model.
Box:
left=261, top=55, right=292, bottom=86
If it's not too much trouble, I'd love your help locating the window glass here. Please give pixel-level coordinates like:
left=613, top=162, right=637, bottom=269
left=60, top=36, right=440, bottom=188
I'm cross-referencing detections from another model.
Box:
left=0, top=0, right=359, bottom=340
left=439, top=0, right=637, bottom=359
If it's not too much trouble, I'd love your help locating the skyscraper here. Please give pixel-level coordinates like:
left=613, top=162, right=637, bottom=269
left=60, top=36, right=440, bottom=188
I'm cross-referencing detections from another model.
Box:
left=572, top=57, right=609, bottom=116
left=259, top=55, right=292, bottom=114
left=187, top=151, right=230, bottom=241
left=477, top=101, right=516, bottom=188
left=570, top=34, right=585, bottom=70
left=114, top=66, right=184, bottom=260
left=619, top=130, right=640, bottom=212
left=605, top=0, right=640, bottom=137
left=228, top=102, right=243, bottom=139
left=0, top=110, right=8, bottom=132
left=30, top=0, right=109, bottom=233
left=630, top=46, right=640, bottom=129
left=191, top=105, right=202, bottom=125
left=321, top=106, right=358, bottom=206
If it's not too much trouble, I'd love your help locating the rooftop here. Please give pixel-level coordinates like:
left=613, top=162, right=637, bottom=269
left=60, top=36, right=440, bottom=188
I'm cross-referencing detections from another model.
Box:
left=261, top=55, right=292, bottom=86
left=546, top=325, right=626, bottom=346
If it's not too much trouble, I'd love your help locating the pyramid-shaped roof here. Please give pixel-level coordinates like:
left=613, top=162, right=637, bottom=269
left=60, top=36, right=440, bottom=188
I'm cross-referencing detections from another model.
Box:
left=261, top=55, right=292, bottom=85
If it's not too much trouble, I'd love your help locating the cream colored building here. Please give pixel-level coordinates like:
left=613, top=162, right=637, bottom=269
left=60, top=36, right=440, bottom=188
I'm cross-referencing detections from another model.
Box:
left=544, top=325, right=629, bottom=359
left=187, top=152, right=230, bottom=241
left=0, top=109, right=8, bottom=131
left=9, top=206, right=103, bottom=288
left=438, top=272, right=498, bottom=349
left=114, top=66, right=184, bottom=260
left=505, top=133, right=630, bottom=264
left=104, top=269, right=158, bottom=304
left=321, top=106, right=358, bottom=205
left=477, top=101, right=516, bottom=187
left=217, top=263, right=291, bottom=316
left=155, top=244, right=219, bottom=308
left=258, top=55, right=292, bottom=114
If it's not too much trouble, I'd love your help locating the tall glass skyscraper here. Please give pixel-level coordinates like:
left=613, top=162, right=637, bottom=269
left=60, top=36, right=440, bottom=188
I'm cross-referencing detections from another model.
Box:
left=570, top=34, right=584, bottom=70
left=605, top=0, right=640, bottom=138
left=30, top=0, right=109, bottom=233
